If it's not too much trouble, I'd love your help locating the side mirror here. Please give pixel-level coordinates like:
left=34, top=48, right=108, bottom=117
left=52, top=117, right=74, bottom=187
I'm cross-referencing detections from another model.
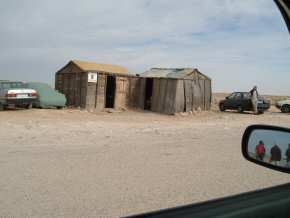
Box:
left=242, top=125, right=290, bottom=173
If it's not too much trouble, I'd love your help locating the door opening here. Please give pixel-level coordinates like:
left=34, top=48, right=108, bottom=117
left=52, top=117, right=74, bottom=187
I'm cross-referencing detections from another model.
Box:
left=144, top=78, right=153, bottom=110
left=105, top=76, right=116, bottom=108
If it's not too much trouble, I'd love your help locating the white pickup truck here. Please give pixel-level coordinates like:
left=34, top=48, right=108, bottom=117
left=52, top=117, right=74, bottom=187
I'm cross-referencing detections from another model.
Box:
left=0, top=80, right=37, bottom=110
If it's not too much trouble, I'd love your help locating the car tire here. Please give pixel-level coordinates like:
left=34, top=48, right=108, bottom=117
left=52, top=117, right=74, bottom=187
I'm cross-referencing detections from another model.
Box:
left=219, top=104, right=226, bottom=112
left=26, top=103, right=33, bottom=109
left=281, top=105, right=290, bottom=113
left=237, top=106, right=244, bottom=113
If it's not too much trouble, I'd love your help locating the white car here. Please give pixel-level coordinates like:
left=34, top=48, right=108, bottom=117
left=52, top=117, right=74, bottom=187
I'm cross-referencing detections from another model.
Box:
left=276, top=100, right=290, bottom=113
left=0, top=80, right=37, bottom=110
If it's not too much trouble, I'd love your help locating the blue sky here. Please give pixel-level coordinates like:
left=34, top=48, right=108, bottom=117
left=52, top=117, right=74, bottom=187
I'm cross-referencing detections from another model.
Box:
left=0, top=0, right=289, bottom=95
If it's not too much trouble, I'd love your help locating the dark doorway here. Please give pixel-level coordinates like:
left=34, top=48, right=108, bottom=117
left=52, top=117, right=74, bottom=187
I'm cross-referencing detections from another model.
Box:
left=144, top=78, right=153, bottom=110
left=105, top=76, right=116, bottom=108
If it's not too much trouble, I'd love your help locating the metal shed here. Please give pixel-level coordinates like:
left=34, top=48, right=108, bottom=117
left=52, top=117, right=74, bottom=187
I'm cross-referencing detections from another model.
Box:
left=138, top=68, right=212, bottom=114
left=55, top=60, right=138, bottom=111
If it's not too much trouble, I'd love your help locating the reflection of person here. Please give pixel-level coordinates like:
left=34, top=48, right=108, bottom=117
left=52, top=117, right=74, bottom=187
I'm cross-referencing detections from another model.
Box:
left=255, top=140, right=266, bottom=161
left=270, top=144, right=282, bottom=166
left=285, top=144, right=290, bottom=167
left=249, top=86, right=258, bottom=115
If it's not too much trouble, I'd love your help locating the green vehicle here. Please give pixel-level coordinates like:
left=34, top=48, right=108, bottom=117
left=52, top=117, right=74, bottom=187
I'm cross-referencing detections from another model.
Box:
left=25, top=82, right=66, bottom=109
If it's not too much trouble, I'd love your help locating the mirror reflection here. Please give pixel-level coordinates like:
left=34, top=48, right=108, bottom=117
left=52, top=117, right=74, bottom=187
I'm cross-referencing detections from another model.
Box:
left=248, top=129, right=290, bottom=168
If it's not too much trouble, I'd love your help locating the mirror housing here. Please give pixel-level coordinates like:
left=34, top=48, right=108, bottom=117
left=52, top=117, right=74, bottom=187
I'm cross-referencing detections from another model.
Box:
left=242, top=125, right=290, bottom=174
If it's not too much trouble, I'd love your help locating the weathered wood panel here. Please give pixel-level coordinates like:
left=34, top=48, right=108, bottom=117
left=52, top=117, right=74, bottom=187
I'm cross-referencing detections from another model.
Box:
left=86, top=82, right=97, bottom=110
left=158, top=79, right=167, bottom=112
left=128, top=78, right=140, bottom=108
left=184, top=80, right=193, bottom=112
left=199, top=80, right=205, bottom=110
left=192, top=79, right=201, bottom=110
left=95, top=74, right=106, bottom=112
left=204, top=79, right=211, bottom=110
left=151, top=79, right=160, bottom=112
left=175, top=80, right=185, bottom=113
left=115, top=77, right=128, bottom=110
left=138, top=78, right=146, bottom=109
left=80, top=73, right=87, bottom=108
left=163, top=79, right=176, bottom=114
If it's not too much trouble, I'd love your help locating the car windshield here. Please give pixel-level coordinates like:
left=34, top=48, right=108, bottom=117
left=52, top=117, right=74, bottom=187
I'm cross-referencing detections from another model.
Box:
left=1, top=82, right=25, bottom=89
left=228, top=93, right=236, bottom=99
left=0, top=1, right=289, bottom=217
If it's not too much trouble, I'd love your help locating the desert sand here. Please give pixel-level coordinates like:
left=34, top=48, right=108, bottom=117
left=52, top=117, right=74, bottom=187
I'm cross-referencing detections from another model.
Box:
left=0, top=105, right=290, bottom=217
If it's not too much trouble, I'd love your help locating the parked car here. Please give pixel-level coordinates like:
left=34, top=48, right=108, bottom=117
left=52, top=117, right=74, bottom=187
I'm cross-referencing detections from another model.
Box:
left=219, top=92, right=270, bottom=113
left=276, top=99, right=290, bottom=113
left=25, top=82, right=66, bottom=109
left=0, top=80, right=37, bottom=110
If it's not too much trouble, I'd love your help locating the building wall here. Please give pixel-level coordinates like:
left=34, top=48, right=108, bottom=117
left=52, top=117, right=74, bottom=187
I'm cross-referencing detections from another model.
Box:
left=56, top=64, right=212, bottom=114
left=55, top=63, right=88, bottom=108
left=127, top=77, right=142, bottom=109
left=95, top=74, right=106, bottom=112
left=56, top=64, right=139, bottom=111
left=138, top=77, right=211, bottom=114
left=114, top=77, right=129, bottom=111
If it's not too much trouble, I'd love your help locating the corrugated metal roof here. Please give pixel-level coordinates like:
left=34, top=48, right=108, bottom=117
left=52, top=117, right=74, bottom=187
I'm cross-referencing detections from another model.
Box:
left=140, top=68, right=210, bottom=80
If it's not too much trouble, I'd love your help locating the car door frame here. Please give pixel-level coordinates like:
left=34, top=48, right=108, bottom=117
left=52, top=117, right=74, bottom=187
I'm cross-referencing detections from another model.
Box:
left=126, top=183, right=290, bottom=218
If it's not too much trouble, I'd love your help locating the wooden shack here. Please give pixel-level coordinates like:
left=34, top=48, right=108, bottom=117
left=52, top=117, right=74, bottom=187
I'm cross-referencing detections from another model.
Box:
left=138, top=68, right=212, bottom=114
left=55, top=60, right=138, bottom=111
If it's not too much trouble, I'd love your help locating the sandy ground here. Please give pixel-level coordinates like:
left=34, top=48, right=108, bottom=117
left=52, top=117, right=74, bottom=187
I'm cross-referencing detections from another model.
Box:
left=1, top=107, right=290, bottom=218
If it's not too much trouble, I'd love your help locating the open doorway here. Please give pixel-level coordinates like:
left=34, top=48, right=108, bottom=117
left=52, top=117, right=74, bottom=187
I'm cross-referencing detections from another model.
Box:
left=144, top=78, right=153, bottom=110
left=105, top=76, right=116, bottom=108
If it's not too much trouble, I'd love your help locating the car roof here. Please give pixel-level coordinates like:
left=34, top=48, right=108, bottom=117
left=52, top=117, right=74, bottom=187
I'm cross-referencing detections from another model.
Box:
left=233, top=92, right=249, bottom=94
left=0, top=80, right=22, bottom=83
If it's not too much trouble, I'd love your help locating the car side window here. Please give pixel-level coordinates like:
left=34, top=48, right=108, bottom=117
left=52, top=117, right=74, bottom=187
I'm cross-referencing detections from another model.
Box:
left=235, top=93, right=242, bottom=99
left=2, top=83, right=10, bottom=89
left=243, top=93, right=251, bottom=99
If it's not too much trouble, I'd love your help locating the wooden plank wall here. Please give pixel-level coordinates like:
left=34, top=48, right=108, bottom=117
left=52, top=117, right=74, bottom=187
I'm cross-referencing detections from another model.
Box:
left=199, top=79, right=205, bottom=110
left=86, top=82, right=97, bottom=110
left=192, top=79, right=202, bottom=110
left=204, top=79, right=212, bottom=110
left=175, top=80, right=185, bottom=113
left=151, top=79, right=160, bottom=112
left=80, top=73, right=87, bottom=108
left=128, top=78, right=140, bottom=109
left=184, top=80, right=193, bottom=112
left=95, top=74, right=106, bottom=112
left=164, top=79, right=177, bottom=114
left=55, top=62, right=88, bottom=108
left=138, top=78, right=146, bottom=109
left=115, top=77, right=129, bottom=110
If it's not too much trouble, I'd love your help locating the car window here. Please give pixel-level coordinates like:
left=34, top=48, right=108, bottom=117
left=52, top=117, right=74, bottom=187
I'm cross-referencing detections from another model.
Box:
left=2, top=82, right=25, bottom=89
left=228, top=93, right=236, bottom=99
left=235, top=93, right=242, bottom=99
left=243, top=93, right=251, bottom=99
